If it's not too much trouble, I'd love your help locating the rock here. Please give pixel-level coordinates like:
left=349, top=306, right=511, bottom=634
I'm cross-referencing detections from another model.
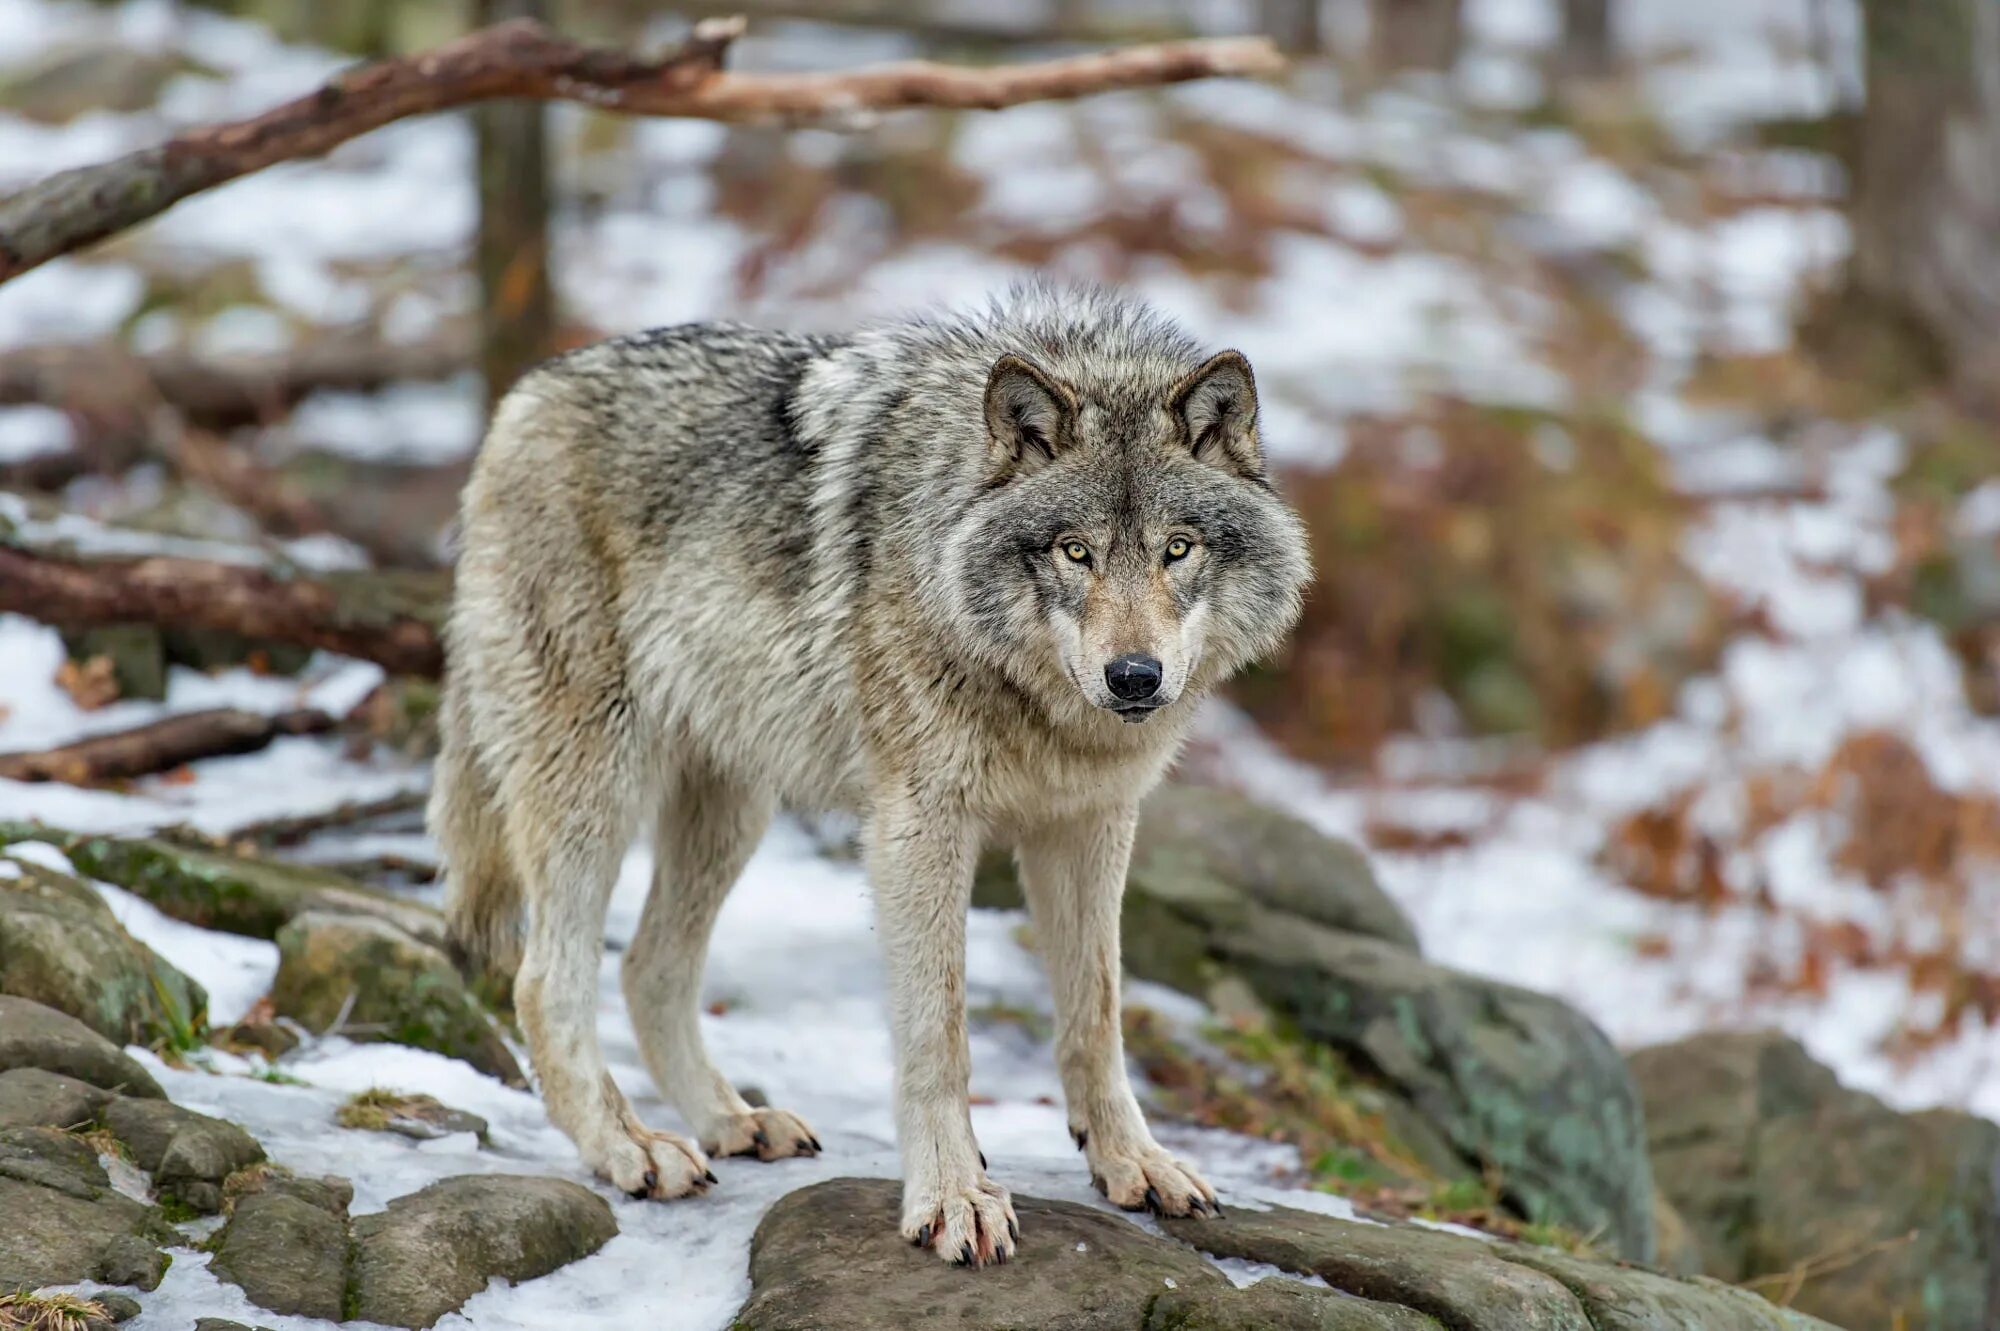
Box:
left=195, top=1320, right=274, bottom=1331
left=2, top=825, right=445, bottom=944
left=222, top=1161, right=353, bottom=1217
left=0, top=856, right=208, bottom=1047
left=0, top=996, right=164, bottom=1098
left=100, top=1096, right=265, bottom=1215
left=0, top=1066, right=110, bottom=1131
left=1160, top=1205, right=1843, bottom=1331
left=349, top=1175, right=615, bottom=1328
left=94, top=1292, right=142, bottom=1321
left=209, top=1189, right=350, bottom=1319
left=974, top=784, right=1419, bottom=954
left=272, top=911, right=522, bottom=1084
left=1147, top=1280, right=1443, bottom=1330
left=335, top=1089, right=488, bottom=1142
left=1631, top=1029, right=2000, bottom=1331
left=1649, top=1188, right=1702, bottom=1277
left=738, top=1177, right=1228, bottom=1331
left=0, top=1126, right=174, bottom=1291
left=1217, top=920, right=1653, bottom=1260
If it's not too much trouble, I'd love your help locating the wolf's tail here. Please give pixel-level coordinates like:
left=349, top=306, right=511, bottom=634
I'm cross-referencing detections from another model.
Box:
left=431, top=683, right=524, bottom=995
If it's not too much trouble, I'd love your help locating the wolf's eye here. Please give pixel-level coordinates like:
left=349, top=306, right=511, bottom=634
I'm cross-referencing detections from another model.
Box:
left=1164, top=538, right=1193, bottom=563
left=1061, top=541, right=1091, bottom=563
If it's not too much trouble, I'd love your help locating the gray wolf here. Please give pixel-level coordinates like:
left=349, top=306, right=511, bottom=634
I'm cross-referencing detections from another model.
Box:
left=430, top=284, right=1310, bottom=1266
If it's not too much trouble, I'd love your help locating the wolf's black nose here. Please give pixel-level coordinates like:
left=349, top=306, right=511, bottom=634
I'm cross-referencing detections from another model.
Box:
left=1105, top=654, right=1164, bottom=702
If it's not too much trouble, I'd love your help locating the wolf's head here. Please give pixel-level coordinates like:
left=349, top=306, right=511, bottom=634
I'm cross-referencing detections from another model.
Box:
left=950, top=326, right=1310, bottom=727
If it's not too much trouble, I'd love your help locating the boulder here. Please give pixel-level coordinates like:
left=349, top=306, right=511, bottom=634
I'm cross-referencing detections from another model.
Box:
left=272, top=911, right=522, bottom=1084
left=0, top=856, right=207, bottom=1047
left=335, top=1089, right=489, bottom=1142
left=0, top=1067, right=110, bottom=1131
left=209, top=1189, right=350, bottom=1319
left=0, top=1126, right=175, bottom=1291
left=975, top=788, right=1650, bottom=1259
left=0, top=825, right=444, bottom=944
left=1217, top=922, right=1653, bottom=1260
left=0, top=996, right=165, bottom=1098
left=974, top=783, right=1420, bottom=955
left=100, top=1095, right=265, bottom=1215
left=1160, top=1204, right=1843, bottom=1331
left=348, top=1175, right=616, bottom=1328
left=1631, top=1030, right=2000, bottom=1331
left=738, top=1177, right=1228, bottom=1331
left=222, top=1161, right=354, bottom=1217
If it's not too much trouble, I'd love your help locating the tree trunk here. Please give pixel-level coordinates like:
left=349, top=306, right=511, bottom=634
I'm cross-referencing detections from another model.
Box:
left=1559, top=0, right=1612, bottom=77
left=1372, top=0, right=1461, bottom=72
left=473, top=0, right=556, bottom=411
left=1849, top=0, right=2000, bottom=405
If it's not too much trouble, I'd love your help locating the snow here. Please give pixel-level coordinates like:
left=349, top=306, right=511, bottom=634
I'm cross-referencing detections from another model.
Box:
left=0, top=404, right=74, bottom=463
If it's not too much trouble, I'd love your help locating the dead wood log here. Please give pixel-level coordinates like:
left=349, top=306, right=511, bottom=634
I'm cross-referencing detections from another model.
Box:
left=0, top=547, right=447, bottom=677
left=0, top=17, right=1282, bottom=285
left=0, top=707, right=334, bottom=785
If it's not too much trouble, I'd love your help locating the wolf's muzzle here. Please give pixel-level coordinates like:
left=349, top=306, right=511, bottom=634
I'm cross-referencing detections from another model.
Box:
left=1104, top=654, right=1164, bottom=721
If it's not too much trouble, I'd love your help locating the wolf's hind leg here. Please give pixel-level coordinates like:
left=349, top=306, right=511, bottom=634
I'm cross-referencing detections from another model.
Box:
left=509, top=743, right=714, bottom=1201
left=1017, top=806, right=1218, bottom=1219
left=624, top=756, right=819, bottom=1161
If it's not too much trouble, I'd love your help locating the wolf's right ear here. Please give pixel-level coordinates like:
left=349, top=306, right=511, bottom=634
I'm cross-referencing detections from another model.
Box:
left=984, top=354, right=1076, bottom=481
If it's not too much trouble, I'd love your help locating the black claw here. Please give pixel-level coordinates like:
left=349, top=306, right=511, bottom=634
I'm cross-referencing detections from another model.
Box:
left=978, top=1151, right=988, bottom=1171
left=1072, top=1127, right=1088, bottom=1150
left=916, top=1223, right=933, bottom=1248
left=1091, top=1174, right=1106, bottom=1195
left=642, top=1169, right=659, bottom=1193
left=994, top=1247, right=1008, bottom=1265
left=752, top=1128, right=770, bottom=1148
left=1144, top=1186, right=1164, bottom=1215
left=703, top=1169, right=719, bottom=1186
left=626, top=1185, right=649, bottom=1199
left=1212, top=1201, right=1226, bottom=1218
left=1007, top=1217, right=1020, bottom=1241
left=797, top=1138, right=814, bottom=1154
left=958, top=1242, right=974, bottom=1266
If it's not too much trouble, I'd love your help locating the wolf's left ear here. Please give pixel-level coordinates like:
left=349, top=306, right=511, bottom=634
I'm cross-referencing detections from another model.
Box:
left=985, top=353, right=1077, bottom=481
left=1171, top=350, right=1261, bottom=480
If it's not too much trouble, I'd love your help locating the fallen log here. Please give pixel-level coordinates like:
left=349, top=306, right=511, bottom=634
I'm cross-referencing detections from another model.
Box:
left=0, top=547, right=447, bottom=677
left=0, top=17, right=1282, bottom=284
left=0, top=706, right=334, bottom=784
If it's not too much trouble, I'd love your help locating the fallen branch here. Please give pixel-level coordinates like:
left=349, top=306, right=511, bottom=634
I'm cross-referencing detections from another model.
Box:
left=0, top=17, right=1282, bottom=284
left=0, top=707, right=333, bottom=785
left=163, top=789, right=430, bottom=850
left=162, top=425, right=338, bottom=544
left=0, top=547, right=447, bottom=677
left=0, top=336, right=470, bottom=429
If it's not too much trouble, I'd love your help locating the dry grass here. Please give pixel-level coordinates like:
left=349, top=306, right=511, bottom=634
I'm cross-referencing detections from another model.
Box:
left=0, top=1292, right=110, bottom=1331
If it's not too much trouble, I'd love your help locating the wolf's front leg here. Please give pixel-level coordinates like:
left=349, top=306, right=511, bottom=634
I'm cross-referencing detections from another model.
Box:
left=1017, top=807, right=1219, bottom=1218
left=868, top=792, right=1018, bottom=1267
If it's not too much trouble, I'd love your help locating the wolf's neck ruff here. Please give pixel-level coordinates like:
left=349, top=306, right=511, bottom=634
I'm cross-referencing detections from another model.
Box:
left=431, top=283, right=1310, bottom=1264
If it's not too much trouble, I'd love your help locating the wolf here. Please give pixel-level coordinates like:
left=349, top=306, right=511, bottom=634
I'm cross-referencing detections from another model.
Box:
left=431, top=284, right=1310, bottom=1266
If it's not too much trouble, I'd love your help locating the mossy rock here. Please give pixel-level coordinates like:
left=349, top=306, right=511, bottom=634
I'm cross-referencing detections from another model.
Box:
left=210, top=1189, right=350, bottom=1319
left=100, top=1096, right=265, bottom=1215
left=0, top=855, right=207, bottom=1048
left=0, top=1126, right=176, bottom=1292
left=272, top=911, right=522, bottom=1084
left=0, top=996, right=165, bottom=1098
left=0, top=823, right=443, bottom=944
left=1631, top=1030, right=2000, bottom=1331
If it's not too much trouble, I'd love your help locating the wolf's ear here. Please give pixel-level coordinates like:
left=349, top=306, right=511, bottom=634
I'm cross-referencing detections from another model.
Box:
left=1171, top=350, right=1261, bottom=480
left=984, top=354, right=1076, bottom=480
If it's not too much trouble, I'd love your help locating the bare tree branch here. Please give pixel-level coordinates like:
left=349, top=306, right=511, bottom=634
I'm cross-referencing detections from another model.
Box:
left=0, top=17, right=1283, bottom=286
left=0, top=547, right=447, bottom=677
left=0, top=707, right=334, bottom=785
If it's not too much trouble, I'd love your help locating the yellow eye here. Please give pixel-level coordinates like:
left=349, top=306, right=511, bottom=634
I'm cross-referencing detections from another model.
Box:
left=1061, top=541, right=1091, bottom=563
left=1164, top=538, right=1192, bottom=562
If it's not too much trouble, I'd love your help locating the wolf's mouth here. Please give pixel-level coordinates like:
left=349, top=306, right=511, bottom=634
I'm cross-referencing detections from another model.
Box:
left=1111, top=702, right=1163, bottom=724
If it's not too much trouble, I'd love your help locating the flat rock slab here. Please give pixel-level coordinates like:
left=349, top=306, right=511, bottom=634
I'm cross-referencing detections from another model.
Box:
left=349, top=1174, right=617, bottom=1328
left=1161, top=1206, right=1845, bottom=1331
left=0, top=1066, right=110, bottom=1131
left=741, top=1178, right=1228, bottom=1331
left=0, top=1125, right=174, bottom=1291
left=101, top=1095, right=264, bottom=1214
left=0, top=996, right=164, bottom=1098
left=1148, top=1280, right=1444, bottom=1330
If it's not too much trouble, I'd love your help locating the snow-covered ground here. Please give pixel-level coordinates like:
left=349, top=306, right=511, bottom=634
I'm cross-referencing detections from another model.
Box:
left=6, top=0, right=1999, bottom=1322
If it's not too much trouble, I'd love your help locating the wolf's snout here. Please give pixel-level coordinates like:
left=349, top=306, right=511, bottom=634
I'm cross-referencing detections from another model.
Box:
left=1104, top=654, right=1164, bottom=703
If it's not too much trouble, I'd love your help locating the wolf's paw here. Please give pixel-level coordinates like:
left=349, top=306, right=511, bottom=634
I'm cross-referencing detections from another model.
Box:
left=1088, top=1140, right=1218, bottom=1217
left=901, top=1171, right=1018, bottom=1267
left=596, top=1122, right=715, bottom=1200
left=702, top=1106, right=822, bottom=1161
